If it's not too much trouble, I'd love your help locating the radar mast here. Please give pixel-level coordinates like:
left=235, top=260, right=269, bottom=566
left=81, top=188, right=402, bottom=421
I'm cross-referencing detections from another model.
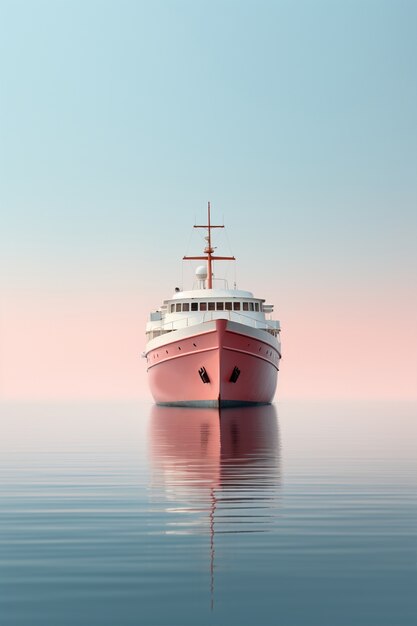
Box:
left=183, top=202, right=235, bottom=289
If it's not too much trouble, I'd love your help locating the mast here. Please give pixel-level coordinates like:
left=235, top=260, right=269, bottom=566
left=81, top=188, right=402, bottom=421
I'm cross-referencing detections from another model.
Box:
left=183, top=202, right=235, bottom=289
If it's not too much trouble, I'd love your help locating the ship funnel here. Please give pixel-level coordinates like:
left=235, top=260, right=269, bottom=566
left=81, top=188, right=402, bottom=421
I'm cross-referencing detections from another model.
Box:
left=195, top=265, right=208, bottom=289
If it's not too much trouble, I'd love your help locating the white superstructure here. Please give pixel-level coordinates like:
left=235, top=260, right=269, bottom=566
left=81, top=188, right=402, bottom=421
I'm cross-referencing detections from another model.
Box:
left=146, top=287, right=280, bottom=343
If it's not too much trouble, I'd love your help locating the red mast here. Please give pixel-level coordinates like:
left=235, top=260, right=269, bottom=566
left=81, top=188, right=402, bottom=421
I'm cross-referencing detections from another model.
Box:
left=183, top=202, right=235, bottom=289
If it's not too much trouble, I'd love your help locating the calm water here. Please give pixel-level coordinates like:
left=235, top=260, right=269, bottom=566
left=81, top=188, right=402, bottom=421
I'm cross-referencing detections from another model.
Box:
left=0, top=401, right=416, bottom=625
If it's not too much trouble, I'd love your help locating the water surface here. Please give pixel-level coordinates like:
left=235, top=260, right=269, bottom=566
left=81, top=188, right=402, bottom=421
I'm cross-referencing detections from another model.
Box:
left=1, top=401, right=416, bottom=625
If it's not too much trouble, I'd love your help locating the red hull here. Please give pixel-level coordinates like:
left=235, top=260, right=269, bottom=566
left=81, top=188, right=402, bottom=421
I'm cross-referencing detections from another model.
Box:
left=146, top=319, right=279, bottom=407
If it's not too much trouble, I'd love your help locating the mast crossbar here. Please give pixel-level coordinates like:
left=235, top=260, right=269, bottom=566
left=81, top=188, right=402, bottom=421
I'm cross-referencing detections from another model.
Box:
left=194, top=225, right=224, bottom=229
left=183, top=256, right=235, bottom=261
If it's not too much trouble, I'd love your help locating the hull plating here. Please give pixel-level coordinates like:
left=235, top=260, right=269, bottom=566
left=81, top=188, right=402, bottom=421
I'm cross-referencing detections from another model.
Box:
left=146, top=319, right=279, bottom=407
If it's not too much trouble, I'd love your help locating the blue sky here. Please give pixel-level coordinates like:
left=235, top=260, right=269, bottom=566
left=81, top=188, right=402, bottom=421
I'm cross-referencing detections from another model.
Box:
left=1, top=0, right=416, bottom=399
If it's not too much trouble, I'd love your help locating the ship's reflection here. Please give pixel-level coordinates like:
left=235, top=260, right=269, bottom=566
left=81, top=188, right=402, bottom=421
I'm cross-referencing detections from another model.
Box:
left=150, top=404, right=280, bottom=494
left=149, top=404, right=281, bottom=609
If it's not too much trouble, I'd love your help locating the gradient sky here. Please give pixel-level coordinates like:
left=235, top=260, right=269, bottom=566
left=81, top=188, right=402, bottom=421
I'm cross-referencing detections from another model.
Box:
left=1, top=0, right=416, bottom=401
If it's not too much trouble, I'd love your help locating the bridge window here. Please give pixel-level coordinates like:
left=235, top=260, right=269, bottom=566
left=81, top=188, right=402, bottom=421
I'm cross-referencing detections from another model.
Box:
left=208, top=302, right=215, bottom=311
left=176, top=303, right=181, bottom=312
left=182, top=303, right=190, bottom=312
left=243, top=302, right=249, bottom=311
left=191, top=302, right=198, bottom=311
left=249, top=302, right=254, bottom=311
left=200, top=302, right=207, bottom=311
left=170, top=304, right=174, bottom=313
left=233, top=302, right=240, bottom=311
left=225, top=302, right=232, bottom=310
left=255, top=303, right=259, bottom=312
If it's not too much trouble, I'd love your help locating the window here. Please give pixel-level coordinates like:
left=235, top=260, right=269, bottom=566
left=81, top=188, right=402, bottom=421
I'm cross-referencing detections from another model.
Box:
left=176, top=303, right=181, bottom=312
left=233, top=302, right=241, bottom=311
left=208, top=302, right=215, bottom=311
left=191, top=302, right=198, bottom=311
left=216, top=302, right=224, bottom=310
left=200, top=302, right=207, bottom=311
left=182, top=303, right=190, bottom=312
left=170, top=304, right=174, bottom=313
left=225, top=302, right=232, bottom=310
left=243, top=302, right=249, bottom=311
left=255, top=303, right=259, bottom=312
left=249, top=302, right=254, bottom=311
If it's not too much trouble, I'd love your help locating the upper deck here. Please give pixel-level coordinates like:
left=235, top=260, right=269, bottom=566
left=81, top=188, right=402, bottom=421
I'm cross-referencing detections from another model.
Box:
left=146, top=288, right=280, bottom=342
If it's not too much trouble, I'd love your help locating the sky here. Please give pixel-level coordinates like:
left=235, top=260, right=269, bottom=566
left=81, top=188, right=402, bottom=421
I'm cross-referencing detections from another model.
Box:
left=1, top=0, right=416, bottom=401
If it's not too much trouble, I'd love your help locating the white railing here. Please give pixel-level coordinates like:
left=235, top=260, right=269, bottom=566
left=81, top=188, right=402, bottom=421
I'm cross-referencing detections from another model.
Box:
left=147, top=311, right=280, bottom=339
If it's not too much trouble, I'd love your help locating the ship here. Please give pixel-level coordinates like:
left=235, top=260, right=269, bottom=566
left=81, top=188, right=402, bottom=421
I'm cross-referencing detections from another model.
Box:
left=143, top=202, right=281, bottom=407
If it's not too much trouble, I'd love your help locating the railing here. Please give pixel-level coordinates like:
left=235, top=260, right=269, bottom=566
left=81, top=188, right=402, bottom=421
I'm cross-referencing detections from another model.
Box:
left=147, top=310, right=280, bottom=340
